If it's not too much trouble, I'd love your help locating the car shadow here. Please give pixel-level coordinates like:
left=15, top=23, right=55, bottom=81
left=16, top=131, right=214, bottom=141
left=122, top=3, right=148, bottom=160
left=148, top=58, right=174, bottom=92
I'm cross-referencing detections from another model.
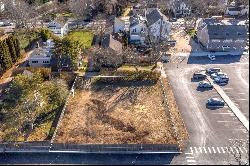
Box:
left=191, top=78, right=206, bottom=82
left=196, top=87, right=213, bottom=92
left=206, top=104, right=225, bottom=110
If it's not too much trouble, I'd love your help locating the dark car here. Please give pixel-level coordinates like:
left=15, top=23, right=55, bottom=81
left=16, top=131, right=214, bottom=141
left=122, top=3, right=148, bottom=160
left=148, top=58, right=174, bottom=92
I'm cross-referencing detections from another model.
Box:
left=193, top=70, right=207, bottom=80
left=206, top=98, right=225, bottom=108
left=206, top=67, right=221, bottom=75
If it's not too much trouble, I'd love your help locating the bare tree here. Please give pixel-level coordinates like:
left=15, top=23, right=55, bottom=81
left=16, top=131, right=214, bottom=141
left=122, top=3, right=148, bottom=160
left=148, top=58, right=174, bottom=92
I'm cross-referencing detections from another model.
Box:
left=4, top=0, right=36, bottom=28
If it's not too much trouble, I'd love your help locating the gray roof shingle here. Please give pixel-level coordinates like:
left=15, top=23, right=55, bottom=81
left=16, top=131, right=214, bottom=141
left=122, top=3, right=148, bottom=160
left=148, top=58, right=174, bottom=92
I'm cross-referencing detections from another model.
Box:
left=207, top=24, right=247, bottom=39
left=101, top=34, right=123, bottom=53
left=146, top=9, right=167, bottom=26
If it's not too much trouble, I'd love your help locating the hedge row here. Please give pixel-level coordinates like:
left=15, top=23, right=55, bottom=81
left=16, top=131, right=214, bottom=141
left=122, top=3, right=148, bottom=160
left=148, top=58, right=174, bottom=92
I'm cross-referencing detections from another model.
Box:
left=0, top=35, right=21, bottom=76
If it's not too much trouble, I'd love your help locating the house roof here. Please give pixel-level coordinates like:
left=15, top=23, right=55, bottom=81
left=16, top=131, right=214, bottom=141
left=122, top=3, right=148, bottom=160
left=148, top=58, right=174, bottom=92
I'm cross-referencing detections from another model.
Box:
left=146, top=9, right=168, bottom=26
left=101, top=34, right=123, bottom=53
left=207, top=24, right=247, bottom=39
left=30, top=48, right=51, bottom=59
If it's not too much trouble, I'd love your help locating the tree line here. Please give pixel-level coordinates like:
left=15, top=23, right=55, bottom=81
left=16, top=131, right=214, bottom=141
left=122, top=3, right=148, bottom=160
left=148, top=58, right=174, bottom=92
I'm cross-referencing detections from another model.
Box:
left=0, top=35, right=21, bottom=77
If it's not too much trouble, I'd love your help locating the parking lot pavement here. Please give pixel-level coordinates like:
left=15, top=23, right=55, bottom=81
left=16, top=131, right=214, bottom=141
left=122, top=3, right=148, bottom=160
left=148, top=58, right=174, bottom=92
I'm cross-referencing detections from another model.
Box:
left=163, top=59, right=249, bottom=165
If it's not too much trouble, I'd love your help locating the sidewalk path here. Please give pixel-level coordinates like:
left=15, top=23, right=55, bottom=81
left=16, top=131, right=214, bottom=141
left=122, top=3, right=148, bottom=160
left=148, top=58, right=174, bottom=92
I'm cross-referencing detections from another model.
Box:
left=207, top=77, right=249, bottom=131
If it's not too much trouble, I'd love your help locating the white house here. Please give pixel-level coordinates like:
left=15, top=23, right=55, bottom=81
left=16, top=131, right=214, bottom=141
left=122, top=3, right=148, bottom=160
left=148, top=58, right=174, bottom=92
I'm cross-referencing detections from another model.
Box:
left=29, top=48, right=51, bottom=67
left=170, top=0, right=191, bottom=17
left=47, top=20, right=69, bottom=37
left=129, top=15, right=147, bottom=44
left=113, top=17, right=126, bottom=33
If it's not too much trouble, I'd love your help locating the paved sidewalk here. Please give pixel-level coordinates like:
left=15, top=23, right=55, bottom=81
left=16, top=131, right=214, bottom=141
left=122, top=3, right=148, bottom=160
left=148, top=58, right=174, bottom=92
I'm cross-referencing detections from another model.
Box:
left=207, top=77, right=249, bottom=131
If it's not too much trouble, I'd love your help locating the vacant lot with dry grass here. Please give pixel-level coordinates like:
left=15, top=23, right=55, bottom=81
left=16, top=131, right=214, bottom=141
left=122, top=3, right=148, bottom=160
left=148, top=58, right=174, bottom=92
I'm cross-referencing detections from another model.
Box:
left=54, top=79, right=179, bottom=144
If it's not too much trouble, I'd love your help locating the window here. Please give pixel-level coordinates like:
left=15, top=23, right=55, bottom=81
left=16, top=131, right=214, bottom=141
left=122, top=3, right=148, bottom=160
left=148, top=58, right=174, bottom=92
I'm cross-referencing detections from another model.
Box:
left=225, top=33, right=229, bottom=36
left=43, top=61, right=50, bottom=64
left=223, top=39, right=232, bottom=42
left=132, top=28, right=137, bottom=33
left=214, top=33, right=218, bottom=35
left=32, top=61, right=38, bottom=63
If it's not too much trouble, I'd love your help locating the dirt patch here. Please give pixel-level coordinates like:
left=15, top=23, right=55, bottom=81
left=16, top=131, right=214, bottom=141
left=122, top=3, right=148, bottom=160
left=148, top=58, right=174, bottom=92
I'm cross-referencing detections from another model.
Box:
left=54, top=80, right=178, bottom=144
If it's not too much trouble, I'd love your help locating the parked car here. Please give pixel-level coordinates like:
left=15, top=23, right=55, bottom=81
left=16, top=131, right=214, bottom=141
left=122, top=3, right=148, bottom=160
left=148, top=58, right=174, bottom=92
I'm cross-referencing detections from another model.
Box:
left=214, top=77, right=229, bottom=84
left=162, top=56, right=169, bottom=63
left=198, top=81, right=213, bottom=88
left=206, top=67, right=221, bottom=75
left=207, top=98, right=225, bottom=107
left=208, top=54, right=216, bottom=61
left=211, top=72, right=228, bottom=80
left=193, top=70, right=207, bottom=80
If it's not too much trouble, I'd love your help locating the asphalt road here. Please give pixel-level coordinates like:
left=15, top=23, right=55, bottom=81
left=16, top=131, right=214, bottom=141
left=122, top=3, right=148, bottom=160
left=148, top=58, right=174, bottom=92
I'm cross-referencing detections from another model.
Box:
left=0, top=153, right=177, bottom=165
left=164, top=54, right=249, bottom=165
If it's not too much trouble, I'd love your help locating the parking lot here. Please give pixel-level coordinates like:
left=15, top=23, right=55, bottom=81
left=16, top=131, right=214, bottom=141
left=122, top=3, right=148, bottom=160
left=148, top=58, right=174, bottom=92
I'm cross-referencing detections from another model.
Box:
left=164, top=54, right=249, bottom=165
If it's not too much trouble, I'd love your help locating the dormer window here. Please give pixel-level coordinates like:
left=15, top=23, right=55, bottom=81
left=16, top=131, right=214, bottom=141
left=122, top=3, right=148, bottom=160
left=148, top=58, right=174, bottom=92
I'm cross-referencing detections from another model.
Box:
left=225, top=33, right=229, bottom=36
left=237, top=32, right=242, bottom=36
left=214, top=33, right=218, bottom=35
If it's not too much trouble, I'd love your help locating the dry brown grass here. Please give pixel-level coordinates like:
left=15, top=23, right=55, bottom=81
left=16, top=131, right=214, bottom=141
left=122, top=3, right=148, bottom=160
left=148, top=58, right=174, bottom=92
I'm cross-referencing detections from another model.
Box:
left=54, top=81, right=178, bottom=144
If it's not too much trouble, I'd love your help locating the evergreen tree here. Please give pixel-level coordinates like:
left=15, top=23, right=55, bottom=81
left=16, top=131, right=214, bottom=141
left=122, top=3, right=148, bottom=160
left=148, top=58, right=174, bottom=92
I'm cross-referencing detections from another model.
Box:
left=0, top=40, right=13, bottom=70
left=6, top=36, right=17, bottom=63
left=13, top=36, right=21, bottom=59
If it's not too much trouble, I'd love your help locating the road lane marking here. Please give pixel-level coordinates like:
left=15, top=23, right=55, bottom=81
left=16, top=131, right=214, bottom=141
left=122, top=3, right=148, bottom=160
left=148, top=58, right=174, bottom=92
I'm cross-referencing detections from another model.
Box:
left=199, top=147, right=203, bottom=153
left=212, top=147, right=216, bottom=153
left=203, top=147, right=207, bottom=153
left=221, top=147, right=226, bottom=153
left=217, top=121, right=239, bottom=123
left=217, top=147, right=221, bottom=153
left=243, top=147, right=248, bottom=153
left=208, top=147, right=212, bottom=153
left=230, top=147, right=234, bottom=153
left=234, top=147, right=239, bottom=154
left=212, top=113, right=234, bottom=115
left=186, top=156, right=195, bottom=159
left=238, top=93, right=246, bottom=95
left=237, top=99, right=248, bottom=101
left=187, top=160, right=196, bottom=162
left=194, top=147, right=199, bottom=153
left=239, top=147, right=244, bottom=153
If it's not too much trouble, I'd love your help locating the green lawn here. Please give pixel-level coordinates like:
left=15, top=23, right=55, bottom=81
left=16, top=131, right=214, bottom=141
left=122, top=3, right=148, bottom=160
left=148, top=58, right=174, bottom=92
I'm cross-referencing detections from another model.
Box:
left=66, top=30, right=94, bottom=49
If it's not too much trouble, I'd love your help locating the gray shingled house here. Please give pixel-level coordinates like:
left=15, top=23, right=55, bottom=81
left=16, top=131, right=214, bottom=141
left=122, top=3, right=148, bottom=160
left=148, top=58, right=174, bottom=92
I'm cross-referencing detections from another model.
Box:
left=197, top=19, right=247, bottom=52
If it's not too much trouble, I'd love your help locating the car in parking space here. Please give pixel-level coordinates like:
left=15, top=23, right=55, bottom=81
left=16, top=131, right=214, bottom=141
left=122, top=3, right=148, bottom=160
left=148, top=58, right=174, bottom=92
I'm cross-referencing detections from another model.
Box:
left=198, top=81, right=213, bottom=88
left=214, top=77, right=229, bottom=85
left=193, top=70, right=207, bottom=80
left=206, top=97, right=225, bottom=108
left=211, top=72, right=228, bottom=79
left=208, top=54, right=216, bottom=61
left=206, top=67, right=221, bottom=75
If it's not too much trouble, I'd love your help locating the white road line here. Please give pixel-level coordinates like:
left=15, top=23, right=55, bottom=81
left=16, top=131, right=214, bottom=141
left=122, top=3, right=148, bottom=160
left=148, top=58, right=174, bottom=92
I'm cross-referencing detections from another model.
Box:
left=237, top=99, right=247, bottom=101
left=194, top=147, right=199, bottom=153
left=217, top=121, right=239, bottom=123
left=208, top=147, right=212, bottom=153
left=212, top=147, right=216, bottom=153
left=243, top=147, right=248, bottom=153
left=190, top=147, right=194, bottom=154
left=234, top=147, right=239, bottom=154
left=238, top=93, right=246, bottom=95
left=187, top=160, right=196, bottom=162
left=199, top=147, right=203, bottom=153
left=186, top=156, right=195, bottom=159
left=221, top=147, right=226, bottom=153
left=212, top=113, right=234, bottom=115
left=217, top=147, right=221, bottom=153
left=239, top=147, right=244, bottom=154
left=223, top=88, right=233, bottom=90
left=225, top=147, right=229, bottom=153
left=203, top=147, right=207, bottom=153
left=230, top=147, right=234, bottom=153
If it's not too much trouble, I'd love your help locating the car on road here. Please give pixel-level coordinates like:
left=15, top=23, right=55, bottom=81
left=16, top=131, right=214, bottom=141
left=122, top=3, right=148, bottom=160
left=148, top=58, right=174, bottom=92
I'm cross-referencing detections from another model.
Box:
left=193, top=70, right=207, bottom=80
left=207, top=97, right=225, bottom=107
left=208, top=54, right=216, bottom=61
left=162, top=56, right=170, bottom=63
left=206, top=67, right=221, bottom=75
left=198, top=81, right=213, bottom=88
